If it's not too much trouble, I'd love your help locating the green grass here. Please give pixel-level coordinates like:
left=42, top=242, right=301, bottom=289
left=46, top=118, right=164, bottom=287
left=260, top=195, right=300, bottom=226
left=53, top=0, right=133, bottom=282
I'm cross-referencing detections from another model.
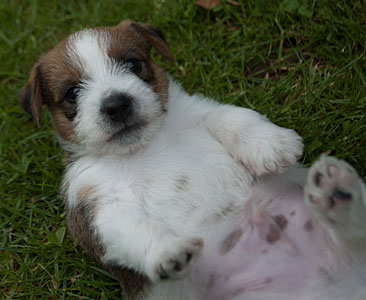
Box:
left=1, top=0, right=365, bottom=299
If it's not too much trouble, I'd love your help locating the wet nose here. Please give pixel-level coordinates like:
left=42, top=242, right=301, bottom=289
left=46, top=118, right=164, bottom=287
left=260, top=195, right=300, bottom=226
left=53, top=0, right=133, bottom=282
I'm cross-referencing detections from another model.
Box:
left=101, top=92, right=133, bottom=122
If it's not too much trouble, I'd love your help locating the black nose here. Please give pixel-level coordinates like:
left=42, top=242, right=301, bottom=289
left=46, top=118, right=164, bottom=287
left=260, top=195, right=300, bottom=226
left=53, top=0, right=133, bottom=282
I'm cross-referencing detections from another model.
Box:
left=101, top=93, right=133, bottom=122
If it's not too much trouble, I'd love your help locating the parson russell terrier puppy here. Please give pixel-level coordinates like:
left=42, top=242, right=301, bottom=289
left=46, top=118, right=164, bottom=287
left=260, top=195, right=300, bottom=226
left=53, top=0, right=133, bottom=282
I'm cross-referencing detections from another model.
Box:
left=20, top=20, right=366, bottom=300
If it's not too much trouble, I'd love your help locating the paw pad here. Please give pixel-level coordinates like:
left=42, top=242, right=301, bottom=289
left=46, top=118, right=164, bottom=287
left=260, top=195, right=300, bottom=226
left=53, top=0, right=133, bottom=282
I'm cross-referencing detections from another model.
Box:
left=151, top=237, right=203, bottom=282
left=306, top=155, right=360, bottom=212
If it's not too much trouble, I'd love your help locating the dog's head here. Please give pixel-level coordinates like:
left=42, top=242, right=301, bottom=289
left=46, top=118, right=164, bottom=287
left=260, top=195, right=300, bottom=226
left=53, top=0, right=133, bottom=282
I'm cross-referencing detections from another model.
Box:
left=20, top=20, right=174, bottom=155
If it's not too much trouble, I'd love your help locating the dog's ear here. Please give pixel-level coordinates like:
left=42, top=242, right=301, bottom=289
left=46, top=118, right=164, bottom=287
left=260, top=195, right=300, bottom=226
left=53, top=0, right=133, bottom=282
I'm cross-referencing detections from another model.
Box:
left=19, top=63, right=43, bottom=126
left=130, top=22, right=175, bottom=63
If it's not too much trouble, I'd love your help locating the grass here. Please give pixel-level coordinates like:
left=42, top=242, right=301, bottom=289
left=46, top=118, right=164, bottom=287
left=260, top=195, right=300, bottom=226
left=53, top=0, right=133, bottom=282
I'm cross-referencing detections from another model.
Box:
left=1, top=0, right=365, bottom=299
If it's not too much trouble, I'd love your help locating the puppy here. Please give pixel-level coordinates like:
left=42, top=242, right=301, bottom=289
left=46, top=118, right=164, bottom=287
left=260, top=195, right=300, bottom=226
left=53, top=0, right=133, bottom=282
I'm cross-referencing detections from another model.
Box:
left=20, top=20, right=366, bottom=300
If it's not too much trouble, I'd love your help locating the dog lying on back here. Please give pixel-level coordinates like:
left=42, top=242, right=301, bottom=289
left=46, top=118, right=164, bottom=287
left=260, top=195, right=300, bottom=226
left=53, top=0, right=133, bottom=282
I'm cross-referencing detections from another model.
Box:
left=20, top=20, right=366, bottom=300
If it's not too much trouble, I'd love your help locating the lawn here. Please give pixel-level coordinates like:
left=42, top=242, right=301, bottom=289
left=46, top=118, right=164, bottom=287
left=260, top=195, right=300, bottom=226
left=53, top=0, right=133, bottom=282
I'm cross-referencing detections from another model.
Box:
left=1, top=0, right=365, bottom=299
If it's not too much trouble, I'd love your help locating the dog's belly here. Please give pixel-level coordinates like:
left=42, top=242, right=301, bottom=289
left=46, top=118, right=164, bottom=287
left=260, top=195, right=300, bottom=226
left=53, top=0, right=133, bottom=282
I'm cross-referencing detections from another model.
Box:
left=192, top=183, right=337, bottom=300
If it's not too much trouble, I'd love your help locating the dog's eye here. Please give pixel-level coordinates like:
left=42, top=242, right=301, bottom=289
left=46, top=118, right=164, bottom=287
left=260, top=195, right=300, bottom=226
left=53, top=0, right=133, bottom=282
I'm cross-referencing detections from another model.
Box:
left=124, top=58, right=141, bottom=73
left=65, top=86, right=80, bottom=103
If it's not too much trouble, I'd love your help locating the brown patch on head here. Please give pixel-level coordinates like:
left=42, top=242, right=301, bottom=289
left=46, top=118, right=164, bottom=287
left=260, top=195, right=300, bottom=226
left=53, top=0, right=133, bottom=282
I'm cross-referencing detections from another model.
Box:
left=48, top=104, right=78, bottom=142
left=66, top=193, right=150, bottom=298
left=149, top=64, right=170, bottom=110
left=175, top=175, right=190, bottom=191
left=108, top=20, right=173, bottom=110
left=304, top=219, right=314, bottom=232
left=128, top=21, right=174, bottom=62
left=273, top=214, right=288, bottom=231
left=220, top=228, right=243, bottom=255
left=40, top=39, right=82, bottom=142
left=20, top=20, right=173, bottom=140
left=19, top=36, right=81, bottom=142
left=266, top=223, right=281, bottom=244
left=19, top=63, right=43, bottom=127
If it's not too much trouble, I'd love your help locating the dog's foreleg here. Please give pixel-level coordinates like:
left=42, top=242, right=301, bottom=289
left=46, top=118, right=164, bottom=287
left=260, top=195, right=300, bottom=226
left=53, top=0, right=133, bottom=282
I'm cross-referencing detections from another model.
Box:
left=93, top=200, right=203, bottom=282
left=205, top=106, right=303, bottom=176
left=304, top=154, right=366, bottom=247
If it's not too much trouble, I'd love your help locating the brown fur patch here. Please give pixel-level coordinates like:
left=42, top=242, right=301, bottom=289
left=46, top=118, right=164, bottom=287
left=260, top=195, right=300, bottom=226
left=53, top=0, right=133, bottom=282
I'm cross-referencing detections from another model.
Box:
left=129, top=22, right=174, bottom=62
left=149, top=63, right=170, bottom=110
left=48, top=105, right=78, bottom=142
left=77, top=185, right=98, bottom=203
left=220, top=228, right=243, bottom=255
left=39, top=38, right=82, bottom=142
left=108, top=25, right=154, bottom=82
left=108, top=21, right=171, bottom=110
left=19, top=63, right=43, bottom=126
left=67, top=193, right=150, bottom=298
left=20, top=36, right=82, bottom=142
left=61, top=150, right=77, bottom=166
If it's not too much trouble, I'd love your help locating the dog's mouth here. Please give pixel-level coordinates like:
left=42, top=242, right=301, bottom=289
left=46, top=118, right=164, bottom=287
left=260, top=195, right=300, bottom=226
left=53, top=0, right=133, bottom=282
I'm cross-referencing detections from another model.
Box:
left=107, top=123, right=145, bottom=142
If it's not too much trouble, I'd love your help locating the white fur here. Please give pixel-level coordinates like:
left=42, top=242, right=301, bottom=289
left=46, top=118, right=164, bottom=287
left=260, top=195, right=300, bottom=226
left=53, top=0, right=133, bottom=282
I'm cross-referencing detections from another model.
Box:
left=67, top=29, right=111, bottom=76
left=60, top=29, right=366, bottom=300
left=66, top=30, right=165, bottom=156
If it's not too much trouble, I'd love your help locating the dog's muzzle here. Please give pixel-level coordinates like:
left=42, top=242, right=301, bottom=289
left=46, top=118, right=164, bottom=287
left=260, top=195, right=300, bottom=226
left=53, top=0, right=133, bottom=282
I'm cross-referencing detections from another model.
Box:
left=101, top=92, right=133, bottom=123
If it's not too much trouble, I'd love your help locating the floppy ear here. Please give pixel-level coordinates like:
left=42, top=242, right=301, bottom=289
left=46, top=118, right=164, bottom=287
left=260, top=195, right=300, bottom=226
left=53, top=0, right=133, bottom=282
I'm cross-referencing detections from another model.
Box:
left=130, top=22, right=175, bottom=63
left=19, top=63, right=43, bottom=127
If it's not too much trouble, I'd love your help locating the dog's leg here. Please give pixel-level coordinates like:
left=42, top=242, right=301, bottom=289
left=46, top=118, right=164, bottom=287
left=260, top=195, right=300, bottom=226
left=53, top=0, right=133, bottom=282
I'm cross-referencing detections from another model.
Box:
left=205, top=106, right=303, bottom=176
left=94, top=203, right=203, bottom=282
left=304, top=154, right=366, bottom=246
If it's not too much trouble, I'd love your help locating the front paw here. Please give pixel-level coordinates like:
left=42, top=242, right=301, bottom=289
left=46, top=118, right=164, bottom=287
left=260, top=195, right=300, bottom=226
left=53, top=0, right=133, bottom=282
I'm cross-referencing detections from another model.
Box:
left=237, top=124, right=303, bottom=176
left=147, top=237, right=204, bottom=282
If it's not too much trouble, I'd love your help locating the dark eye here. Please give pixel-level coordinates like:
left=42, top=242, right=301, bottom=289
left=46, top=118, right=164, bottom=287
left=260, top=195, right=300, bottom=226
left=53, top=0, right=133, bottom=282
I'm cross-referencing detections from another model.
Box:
left=124, top=58, right=141, bottom=73
left=65, top=86, right=80, bottom=103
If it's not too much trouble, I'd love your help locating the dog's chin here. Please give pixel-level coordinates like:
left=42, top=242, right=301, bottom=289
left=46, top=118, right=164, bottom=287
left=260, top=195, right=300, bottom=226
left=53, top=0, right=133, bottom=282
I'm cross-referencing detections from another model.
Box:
left=107, top=123, right=145, bottom=143
left=99, top=123, right=146, bottom=155
left=90, top=117, right=163, bottom=156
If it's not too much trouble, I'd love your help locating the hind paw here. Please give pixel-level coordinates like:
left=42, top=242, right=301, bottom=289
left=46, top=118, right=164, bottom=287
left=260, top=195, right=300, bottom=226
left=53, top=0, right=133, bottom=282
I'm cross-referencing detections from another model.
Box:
left=305, top=155, right=363, bottom=220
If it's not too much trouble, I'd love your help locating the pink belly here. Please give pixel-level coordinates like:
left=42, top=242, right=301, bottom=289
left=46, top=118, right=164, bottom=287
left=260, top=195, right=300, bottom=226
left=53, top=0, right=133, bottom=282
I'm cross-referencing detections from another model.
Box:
left=194, top=184, right=331, bottom=299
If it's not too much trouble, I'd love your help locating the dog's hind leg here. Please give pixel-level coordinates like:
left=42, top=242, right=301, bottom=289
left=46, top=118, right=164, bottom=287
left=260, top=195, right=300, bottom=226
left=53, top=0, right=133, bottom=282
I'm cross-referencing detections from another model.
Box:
left=304, top=154, right=366, bottom=247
